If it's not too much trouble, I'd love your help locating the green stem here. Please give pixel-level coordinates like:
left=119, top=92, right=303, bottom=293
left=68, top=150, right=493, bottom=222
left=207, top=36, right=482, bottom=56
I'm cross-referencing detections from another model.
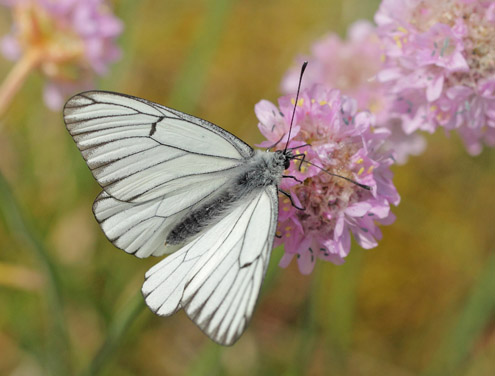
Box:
left=168, top=0, right=237, bottom=112
left=186, top=342, right=223, bottom=376
left=0, top=171, right=72, bottom=375
left=284, top=268, right=319, bottom=376
left=421, top=253, right=495, bottom=376
left=325, top=250, right=364, bottom=368
left=80, top=293, right=146, bottom=376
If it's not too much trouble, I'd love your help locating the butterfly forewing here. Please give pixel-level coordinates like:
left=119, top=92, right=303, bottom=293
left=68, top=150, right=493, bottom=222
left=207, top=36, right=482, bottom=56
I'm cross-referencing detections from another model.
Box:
left=64, top=91, right=253, bottom=203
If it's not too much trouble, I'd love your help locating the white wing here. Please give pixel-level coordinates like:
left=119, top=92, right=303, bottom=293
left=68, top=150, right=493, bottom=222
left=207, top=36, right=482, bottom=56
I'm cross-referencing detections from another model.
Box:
left=142, top=186, right=279, bottom=345
left=64, top=91, right=254, bottom=257
left=64, top=91, right=253, bottom=203
left=92, top=191, right=184, bottom=258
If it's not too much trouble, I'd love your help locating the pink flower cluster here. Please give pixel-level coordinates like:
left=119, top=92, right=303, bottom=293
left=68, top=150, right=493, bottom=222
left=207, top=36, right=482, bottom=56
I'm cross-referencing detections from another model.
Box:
left=0, top=0, right=123, bottom=110
left=282, top=21, right=385, bottom=116
left=273, top=0, right=495, bottom=272
left=256, top=86, right=399, bottom=274
left=376, top=0, right=495, bottom=155
left=282, top=21, right=426, bottom=165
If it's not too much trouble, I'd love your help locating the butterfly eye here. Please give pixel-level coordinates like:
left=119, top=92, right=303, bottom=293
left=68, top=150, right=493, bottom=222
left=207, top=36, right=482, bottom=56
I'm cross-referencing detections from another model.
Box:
left=284, top=159, right=290, bottom=169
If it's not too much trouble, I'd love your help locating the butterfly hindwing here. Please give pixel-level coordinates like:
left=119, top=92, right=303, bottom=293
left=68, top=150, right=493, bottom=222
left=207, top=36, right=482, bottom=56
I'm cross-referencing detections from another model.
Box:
left=92, top=170, right=234, bottom=258
left=142, top=185, right=279, bottom=345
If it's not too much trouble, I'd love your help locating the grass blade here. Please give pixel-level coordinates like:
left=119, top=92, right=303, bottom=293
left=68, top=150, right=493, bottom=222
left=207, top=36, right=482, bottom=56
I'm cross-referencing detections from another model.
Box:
left=422, top=253, right=495, bottom=376
left=80, top=293, right=146, bottom=376
left=168, top=0, right=238, bottom=112
left=0, top=171, right=72, bottom=375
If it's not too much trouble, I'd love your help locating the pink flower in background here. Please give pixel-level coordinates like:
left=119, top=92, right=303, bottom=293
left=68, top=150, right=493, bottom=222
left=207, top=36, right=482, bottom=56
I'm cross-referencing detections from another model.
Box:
left=256, top=86, right=399, bottom=274
left=282, top=21, right=386, bottom=117
left=0, top=0, right=123, bottom=110
left=282, top=20, right=427, bottom=164
left=376, top=0, right=495, bottom=155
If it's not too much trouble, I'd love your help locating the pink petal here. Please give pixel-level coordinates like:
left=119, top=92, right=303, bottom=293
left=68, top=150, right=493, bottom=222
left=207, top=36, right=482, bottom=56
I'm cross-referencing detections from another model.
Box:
left=352, top=226, right=378, bottom=249
left=426, top=75, right=444, bottom=102
left=278, top=252, right=295, bottom=268
left=43, top=83, right=65, bottom=111
left=1, top=35, right=21, bottom=60
left=297, top=248, right=316, bottom=275
left=377, top=68, right=402, bottom=82
left=334, top=215, right=345, bottom=237
left=345, top=202, right=373, bottom=217
left=255, top=100, right=279, bottom=128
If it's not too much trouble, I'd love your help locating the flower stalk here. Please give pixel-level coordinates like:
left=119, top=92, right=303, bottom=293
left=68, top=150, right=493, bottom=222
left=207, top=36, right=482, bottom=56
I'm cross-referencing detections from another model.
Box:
left=0, top=48, right=42, bottom=117
left=0, top=0, right=123, bottom=112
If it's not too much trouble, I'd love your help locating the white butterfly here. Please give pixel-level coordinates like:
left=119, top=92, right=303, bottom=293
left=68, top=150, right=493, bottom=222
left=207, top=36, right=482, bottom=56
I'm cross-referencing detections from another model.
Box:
left=63, top=90, right=298, bottom=345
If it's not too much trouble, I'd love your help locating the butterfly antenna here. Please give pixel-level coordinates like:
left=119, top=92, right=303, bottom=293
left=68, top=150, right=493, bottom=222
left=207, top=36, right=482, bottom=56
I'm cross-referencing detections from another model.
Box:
left=265, top=133, right=285, bottom=151
left=300, top=159, right=371, bottom=191
left=284, top=61, right=308, bottom=153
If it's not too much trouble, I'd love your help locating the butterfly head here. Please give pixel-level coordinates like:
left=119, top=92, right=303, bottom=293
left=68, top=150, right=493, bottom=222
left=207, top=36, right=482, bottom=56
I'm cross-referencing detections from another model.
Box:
left=272, top=149, right=293, bottom=170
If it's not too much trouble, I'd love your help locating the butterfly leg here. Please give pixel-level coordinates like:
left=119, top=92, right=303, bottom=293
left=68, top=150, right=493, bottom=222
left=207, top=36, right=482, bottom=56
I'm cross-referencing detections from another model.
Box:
left=265, top=134, right=285, bottom=151
left=291, top=153, right=306, bottom=172
left=282, top=175, right=303, bottom=183
left=279, top=189, right=305, bottom=211
left=287, top=143, right=311, bottom=151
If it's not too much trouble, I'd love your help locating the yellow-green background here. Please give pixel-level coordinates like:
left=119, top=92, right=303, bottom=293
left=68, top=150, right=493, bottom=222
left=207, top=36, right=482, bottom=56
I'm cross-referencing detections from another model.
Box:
left=0, top=1, right=494, bottom=375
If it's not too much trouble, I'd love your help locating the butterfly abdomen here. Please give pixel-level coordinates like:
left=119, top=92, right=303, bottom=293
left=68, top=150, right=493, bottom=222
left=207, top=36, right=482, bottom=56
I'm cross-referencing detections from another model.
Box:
left=166, top=188, right=239, bottom=245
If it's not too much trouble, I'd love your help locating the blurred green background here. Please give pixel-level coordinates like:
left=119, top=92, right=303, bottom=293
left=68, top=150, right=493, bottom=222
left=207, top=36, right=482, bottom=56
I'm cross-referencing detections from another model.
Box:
left=0, top=0, right=494, bottom=375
